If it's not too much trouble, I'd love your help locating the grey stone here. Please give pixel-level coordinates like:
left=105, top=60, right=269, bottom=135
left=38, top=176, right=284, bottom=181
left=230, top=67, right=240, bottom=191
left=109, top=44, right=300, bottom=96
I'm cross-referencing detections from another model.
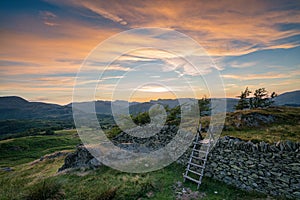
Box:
left=58, top=146, right=100, bottom=171
left=252, top=182, right=258, bottom=187
left=270, top=171, right=282, bottom=177
left=293, top=192, right=300, bottom=197
left=2, top=167, right=12, bottom=172
left=258, top=170, right=264, bottom=176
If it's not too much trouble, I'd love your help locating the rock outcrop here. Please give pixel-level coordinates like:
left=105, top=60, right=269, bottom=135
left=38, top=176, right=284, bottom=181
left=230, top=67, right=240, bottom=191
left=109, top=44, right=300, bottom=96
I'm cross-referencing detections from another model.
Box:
left=59, top=125, right=178, bottom=171
left=58, top=145, right=102, bottom=171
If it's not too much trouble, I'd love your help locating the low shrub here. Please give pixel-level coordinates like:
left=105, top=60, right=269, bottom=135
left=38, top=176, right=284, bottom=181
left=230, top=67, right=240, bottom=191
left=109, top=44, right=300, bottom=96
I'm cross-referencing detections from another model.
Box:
left=95, top=187, right=118, bottom=200
left=23, top=179, right=64, bottom=200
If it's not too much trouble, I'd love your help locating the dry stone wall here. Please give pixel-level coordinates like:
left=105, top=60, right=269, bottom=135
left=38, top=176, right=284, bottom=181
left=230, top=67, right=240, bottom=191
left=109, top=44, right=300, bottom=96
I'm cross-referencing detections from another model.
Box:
left=59, top=125, right=300, bottom=199
left=179, top=136, right=300, bottom=199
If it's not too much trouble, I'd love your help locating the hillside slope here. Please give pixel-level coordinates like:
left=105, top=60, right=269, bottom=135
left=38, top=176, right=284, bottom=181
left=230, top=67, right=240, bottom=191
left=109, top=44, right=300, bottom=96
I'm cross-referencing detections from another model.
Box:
left=0, top=96, right=72, bottom=120
left=0, top=90, right=299, bottom=120
left=274, top=90, right=300, bottom=106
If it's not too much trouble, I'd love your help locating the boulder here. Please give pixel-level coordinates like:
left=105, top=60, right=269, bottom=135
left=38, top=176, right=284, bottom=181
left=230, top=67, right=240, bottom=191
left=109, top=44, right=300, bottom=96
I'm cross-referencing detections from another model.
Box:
left=58, top=145, right=102, bottom=171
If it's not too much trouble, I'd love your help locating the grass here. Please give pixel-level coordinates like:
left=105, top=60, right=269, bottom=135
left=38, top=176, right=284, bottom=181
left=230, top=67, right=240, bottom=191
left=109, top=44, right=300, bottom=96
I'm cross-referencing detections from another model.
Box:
left=0, top=156, right=66, bottom=200
left=200, top=106, right=300, bottom=143
left=0, top=156, right=269, bottom=200
left=0, top=129, right=80, bottom=167
left=0, top=129, right=272, bottom=199
left=23, top=179, right=65, bottom=200
left=221, top=124, right=300, bottom=143
left=0, top=107, right=298, bottom=199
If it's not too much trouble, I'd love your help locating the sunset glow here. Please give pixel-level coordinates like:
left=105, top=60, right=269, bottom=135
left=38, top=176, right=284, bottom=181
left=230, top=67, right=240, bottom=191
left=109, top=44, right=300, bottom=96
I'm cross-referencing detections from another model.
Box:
left=1, top=0, right=300, bottom=104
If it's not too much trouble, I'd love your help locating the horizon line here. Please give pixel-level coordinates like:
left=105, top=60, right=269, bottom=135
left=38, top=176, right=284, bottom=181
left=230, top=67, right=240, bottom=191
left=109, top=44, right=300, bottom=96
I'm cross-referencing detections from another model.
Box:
left=1, top=89, right=299, bottom=106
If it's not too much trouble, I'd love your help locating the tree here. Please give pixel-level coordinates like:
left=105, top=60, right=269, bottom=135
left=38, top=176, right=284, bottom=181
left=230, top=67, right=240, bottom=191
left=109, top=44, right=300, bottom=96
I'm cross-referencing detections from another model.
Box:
left=45, top=129, right=55, bottom=135
left=235, top=87, right=277, bottom=110
left=132, top=112, right=150, bottom=125
left=198, top=96, right=211, bottom=116
left=166, top=105, right=181, bottom=125
left=270, top=91, right=278, bottom=105
left=250, top=88, right=276, bottom=108
left=235, top=87, right=251, bottom=110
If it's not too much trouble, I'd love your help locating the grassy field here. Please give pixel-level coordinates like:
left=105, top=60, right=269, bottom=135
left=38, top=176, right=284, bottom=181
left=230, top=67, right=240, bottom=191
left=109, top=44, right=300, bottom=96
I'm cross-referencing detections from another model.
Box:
left=1, top=107, right=298, bottom=199
left=203, top=107, right=300, bottom=143
left=0, top=128, right=279, bottom=200
left=0, top=155, right=270, bottom=200
left=221, top=124, right=300, bottom=143
left=0, top=129, right=80, bottom=167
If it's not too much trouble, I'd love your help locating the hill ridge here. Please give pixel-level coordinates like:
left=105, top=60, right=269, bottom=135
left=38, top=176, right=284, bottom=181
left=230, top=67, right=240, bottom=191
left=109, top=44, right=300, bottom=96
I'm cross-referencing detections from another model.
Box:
left=0, top=90, right=299, bottom=120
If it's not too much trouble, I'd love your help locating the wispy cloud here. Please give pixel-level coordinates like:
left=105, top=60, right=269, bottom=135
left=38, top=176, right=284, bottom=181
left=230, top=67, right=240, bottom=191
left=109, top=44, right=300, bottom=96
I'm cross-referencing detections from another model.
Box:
left=1, top=0, right=300, bottom=103
left=84, top=64, right=133, bottom=73
left=52, top=0, right=300, bottom=56
left=102, top=75, right=124, bottom=80
left=222, top=71, right=299, bottom=80
left=229, top=61, right=257, bottom=69
left=80, top=1, right=128, bottom=25
left=40, top=11, right=59, bottom=26
left=136, top=85, right=170, bottom=93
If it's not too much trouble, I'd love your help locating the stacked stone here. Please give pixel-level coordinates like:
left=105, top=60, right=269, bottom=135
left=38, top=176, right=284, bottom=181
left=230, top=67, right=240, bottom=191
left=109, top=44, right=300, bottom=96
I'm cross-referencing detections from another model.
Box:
left=112, top=125, right=178, bottom=152
left=179, top=137, right=300, bottom=199
left=60, top=128, right=300, bottom=199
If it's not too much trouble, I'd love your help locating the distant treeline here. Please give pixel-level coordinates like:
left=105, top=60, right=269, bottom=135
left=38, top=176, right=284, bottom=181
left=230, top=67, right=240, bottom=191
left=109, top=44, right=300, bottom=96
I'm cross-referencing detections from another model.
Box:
left=0, top=119, right=74, bottom=140
left=0, top=114, right=115, bottom=140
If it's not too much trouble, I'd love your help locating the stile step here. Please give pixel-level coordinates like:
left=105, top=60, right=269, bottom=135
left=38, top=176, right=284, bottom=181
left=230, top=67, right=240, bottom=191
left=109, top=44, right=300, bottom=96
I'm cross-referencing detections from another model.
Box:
left=192, top=149, right=208, bottom=154
left=188, top=162, right=205, bottom=168
left=191, top=155, right=206, bottom=160
left=193, top=141, right=211, bottom=145
left=184, top=175, right=201, bottom=184
left=188, top=169, right=202, bottom=176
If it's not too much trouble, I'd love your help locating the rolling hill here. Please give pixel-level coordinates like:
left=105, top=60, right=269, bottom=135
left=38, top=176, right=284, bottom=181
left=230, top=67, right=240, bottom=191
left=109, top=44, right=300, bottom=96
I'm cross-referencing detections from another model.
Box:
left=274, top=90, right=300, bottom=107
left=0, top=96, right=72, bottom=120
left=0, top=90, right=299, bottom=120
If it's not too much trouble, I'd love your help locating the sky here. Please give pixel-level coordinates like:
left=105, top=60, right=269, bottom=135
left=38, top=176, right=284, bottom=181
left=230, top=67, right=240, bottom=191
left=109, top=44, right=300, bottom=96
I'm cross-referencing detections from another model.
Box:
left=0, top=0, right=300, bottom=104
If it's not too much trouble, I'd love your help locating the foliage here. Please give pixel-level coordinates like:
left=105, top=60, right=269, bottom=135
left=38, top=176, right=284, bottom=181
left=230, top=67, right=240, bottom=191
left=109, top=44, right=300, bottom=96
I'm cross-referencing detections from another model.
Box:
left=132, top=111, right=151, bottom=125
left=0, top=115, right=114, bottom=140
left=122, top=105, right=182, bottom=126
left=165, top=105, right=181, bottom=125
left=250, top=88, right=277, bottom=108
left=105, top=126, right=122, bottom=139
left=235, top=87, right=251, bottom=110
left=235, top=87, right=277, bottom=110
left=198, top=96, right=211, bottom=116
left=0, top=119, right=74, bottom=140
left=23, top=179, right=64, bottom=200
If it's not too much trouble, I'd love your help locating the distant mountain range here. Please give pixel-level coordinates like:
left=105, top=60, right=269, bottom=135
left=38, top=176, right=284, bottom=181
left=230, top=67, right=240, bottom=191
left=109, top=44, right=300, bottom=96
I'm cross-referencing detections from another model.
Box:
left=273, top=90, right=300, bottom=107
left=0, top=90, right=299, bottom=120
left=0, top=96, right=72, bottom=120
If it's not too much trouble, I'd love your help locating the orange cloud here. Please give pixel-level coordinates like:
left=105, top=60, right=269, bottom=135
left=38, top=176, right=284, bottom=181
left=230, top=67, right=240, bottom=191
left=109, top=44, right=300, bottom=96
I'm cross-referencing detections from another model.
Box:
left=1, top=0, right=299, bottom=103
left=0, top=20, right=120, bottom=75
left=58, top=0, right=300, bottom=56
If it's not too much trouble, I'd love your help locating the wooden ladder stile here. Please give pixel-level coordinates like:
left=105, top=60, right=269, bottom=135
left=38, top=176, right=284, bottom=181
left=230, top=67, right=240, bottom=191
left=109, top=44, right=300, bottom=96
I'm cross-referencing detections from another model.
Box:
left=183, top=124, right=212, bottom=189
